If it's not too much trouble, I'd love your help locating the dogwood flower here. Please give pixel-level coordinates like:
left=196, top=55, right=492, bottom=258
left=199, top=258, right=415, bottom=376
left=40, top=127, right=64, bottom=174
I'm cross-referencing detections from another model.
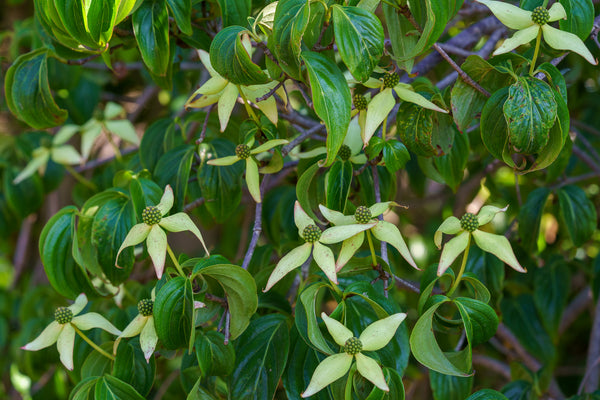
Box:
left=207, top=137, right=288, bottom=203
left=113, top=290, right=157, bottom=362
left=115, top=185, right=209, bottom=278
left=301, top=312, right=406, bottom=397
left=319, top=202, right=418, bottom=271
left=185, top=49, right=284, bottom=131
left=435, top=205, right=526, bottom=276
left=14, top=125, right=82, bottom=184
left=263, top=201, right=377, bottom=291
left=21, top=293, right=121, bottom=370
left=360, top=73, right=448, bottom=146
left=477, top=0, right=597, bottom=65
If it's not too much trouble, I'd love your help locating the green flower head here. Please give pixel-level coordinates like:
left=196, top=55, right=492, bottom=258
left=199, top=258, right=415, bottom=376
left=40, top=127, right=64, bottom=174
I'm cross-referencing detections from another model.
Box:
left=116, top=185, right=209, bottom=279
left=435, top=205, right=526, bottom=276
left=22, top=294, right=121, bottom=371
left=477, top=0, right=598, bottom=65
left=301, top=312, right=406, bottom=397
left=113, top=289, right=158, bottom=362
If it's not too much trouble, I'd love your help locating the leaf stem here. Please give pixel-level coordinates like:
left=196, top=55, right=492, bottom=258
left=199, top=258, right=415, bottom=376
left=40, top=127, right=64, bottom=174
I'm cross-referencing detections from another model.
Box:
left=72, top=325, right=115, bottom=361
left=447, top=234, right=471, bottom=297
left=237, top=86, right=261, bottom=125
left=166, top=244, right=185, bottom=277
left=64, top=165, right=97, bottom=191
left=529, top=30, right=543, bottom=76
left=366, top=230, right=378, bottom=266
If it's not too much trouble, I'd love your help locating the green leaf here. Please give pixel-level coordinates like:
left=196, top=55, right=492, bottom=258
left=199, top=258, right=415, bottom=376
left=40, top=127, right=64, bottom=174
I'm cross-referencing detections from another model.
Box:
left=295, top=282, right=335, bottom=355
left=271, top=0, right=311, bottom=80
left=113, top=340, right=156, bottom=396
left=4, top=49, right=67, bottom=129
left=331, top=5, right=384, bottom=82
left=559, top=0, right=594, bottom=39
left=53, top=0, right=106, bottom=50
left=230, top=314, right=290, bottom=400
left=466, top=389, right=509, bottom=400
left=503, top=77, right=557, bottom=155
left=518, top=188, right=550, bottom=252
left=139, top=118, right=176, bottom=173
left=382, top=140, right=410, bottom=173
left=480, top=88, right=511, bottom=165
left=557, top=185, right=597, bottom=247
left=195, top=330, right=235, bottom=377
left=69, top=377, right=99, bottom=400
left=430, top=370, right=473, bottom=400
left=454, top=297, right=499, bottom=346
left=3, top=167, right=44, bottom=219
left=85, top=0, right=118, bottom=45
left=536, top=62, right=567, bottom=101
left=216, top=0, right=251, bottom=28
left=94, top=375, right=145, bottom=400
left=167, top=0, right=192, bottom=35
left=296, top=161, right=325, bottom=224
left=326, top=160, right=353, bottom=212
left=81, top=342, right=113, bottom=379
left=301, top=51, right=352, bottom=167
left=410, top=298, right=471, bottom=376
left=533, top=259, right=570, bottom=340
left=193, top=263, right=258, bottom=340
left=433, top=130, right=469, bottom=190
left=154, top=276, right=194, bottom=350
left=39, top=206, right=97, bottom=299
left=210, top=26, right=270, bottom=85
left=197, top=139, right=244, bottom=222
left=383, top=3, right=418, bottom=73
left=155, top=144, right=195, bottom=212
left=132, top=0, right=170, bottom=76
left=464, top=247, right=504, bottom=305
left=501, top=295, right=556, bottom=363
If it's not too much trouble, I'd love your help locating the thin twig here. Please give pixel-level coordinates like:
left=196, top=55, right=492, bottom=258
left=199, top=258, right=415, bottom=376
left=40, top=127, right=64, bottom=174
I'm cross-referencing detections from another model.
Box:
left=195, top=104, right=215, bottom=145
left=583, top=296, right=600, bottom=393
left=472, top=355, right=511, bottom=380
left=433, top=43, right=491, bottom=97
left=560, top=287, right=592, bottom=335
left=241, top=176, right=270, bottom=270
left=183, top=198, right=205, bottom=213
left=371, top=165, right=389, bottom=267
left=10, top=214, right=36, bottom=289
left=223, top=310, right=231, bottom=345
left=281, top=124, right=325, bottom=156
left=256, top=81, right=285, bottom=102
left=573, top=145, right=600, bottom=175
left=574, top=130, right=600, bottom=164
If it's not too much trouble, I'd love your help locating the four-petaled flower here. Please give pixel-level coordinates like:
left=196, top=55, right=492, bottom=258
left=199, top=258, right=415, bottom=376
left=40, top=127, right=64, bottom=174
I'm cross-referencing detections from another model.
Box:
left=184, top=49, right=284, bottom=132
left=359, top=73, right=448, bottom=146
left=301, top=312, right=407, bottom=397
left=207, top=137, right=288, bottom=203
left=116, top=185, right=209, bottom=278
left=21, top=293, right=121, bottom=370
left=113, top=290, right=158, bottom=362
left=263, top=201, right=377, bottom=291
left=319, top=202, right=419, bottom=271
left=477, top=0, right=597, bottom=65
left=435, top=205, right=526, bottom=276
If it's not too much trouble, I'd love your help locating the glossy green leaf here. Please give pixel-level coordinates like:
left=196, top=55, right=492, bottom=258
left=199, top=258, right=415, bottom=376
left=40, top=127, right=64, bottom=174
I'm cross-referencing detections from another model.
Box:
left=154, top=144, right=195, bottom=212
left=195, top=330, right=235, bottom=377
left=558, top=185, right=598, bottom=247
left=465, top=247, right=504, bottom=305
left=501, top=295, right=556, bottom=363
left=302, top=51, right=352, bottom=167
left=53, top=0, right=104, bottom=50
left=383, top=3, right=417, bottom=73
left=534, top=259, right=570, bottom=340
left=467, top=389, right=509, bottom=400
left=132, top=0, right=170, bottom=76
left=559, top=0, right=594, bottom=39
left=503, top=77, right=557, bottom=155
left=81, top=342, right=113, bottom=379
left=139, top=118, right=176, bottom=173
left=536, top=62, right=567, bottom=101
left=454, top=297, right=499, bottom=346
left=115, top=0, right=142, bottom=24
left=382, top=140, right=410, bottom=173
left=193, top=263, right=258, bottom=340
left=85, top=0, right=117, bottom=45
left=480, top=88, right=511, bottom=164
left=4, top=49, right=67, bottom=129
left=39, top=206, right=97, bottom=299
left=167, top=0, right=192, bottom=35
left=295, top=282, right=335, bottom=355
left=331, top=5, right=384, bottom=82
left=272, top=0, right=311, bottom=80
left=3, top=167, right=44, bottom=219
left=216, top=0, right=251, bottom=28
left=433, top=130, right=469, bottom=190
left=430, top=370, right=473, bottom=400
left=230, top=314, right=290, bottom=400
left=197, top=139, right=244, bottom=222
left=154, top=276, right=194, bottom=350
left=296, top=161, right=324, bottom=224
left=410, top=298, right=471, bottom=376
left=518, top=188, right=550, bottom=252
left=113, top=340, right=156, bottom=396
left=70, top=377, right=99, bottom=400
left=210, top=26, right=270, bottom=85
left=326, top=160, right=353, bottom=212
left=94, top=375, right=145, bottom=400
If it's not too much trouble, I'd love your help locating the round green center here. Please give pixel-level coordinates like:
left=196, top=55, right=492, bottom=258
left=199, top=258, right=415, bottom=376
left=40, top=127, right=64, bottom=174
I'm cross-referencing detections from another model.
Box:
left=54, top=307, right=73, bottom=324
left=355, top=206, right=372, bottom=224
left=531, top=6, right=550, bottom=25
left=302, top=224, right=322, bottom=243
left=353, top=93, right=368, bottom=110
left=338, top=145, right=352, bottom=161
left=344, top=337, right=363, bottom=355
left=383, top=72, right=400, bottom=89
left=142, top=206, right=162, bottom=225
left=460, top=213, right=479, bottom=232
left=138, top=298, right=154, bottom=317
left=235, top=144, right=251, bottom=159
